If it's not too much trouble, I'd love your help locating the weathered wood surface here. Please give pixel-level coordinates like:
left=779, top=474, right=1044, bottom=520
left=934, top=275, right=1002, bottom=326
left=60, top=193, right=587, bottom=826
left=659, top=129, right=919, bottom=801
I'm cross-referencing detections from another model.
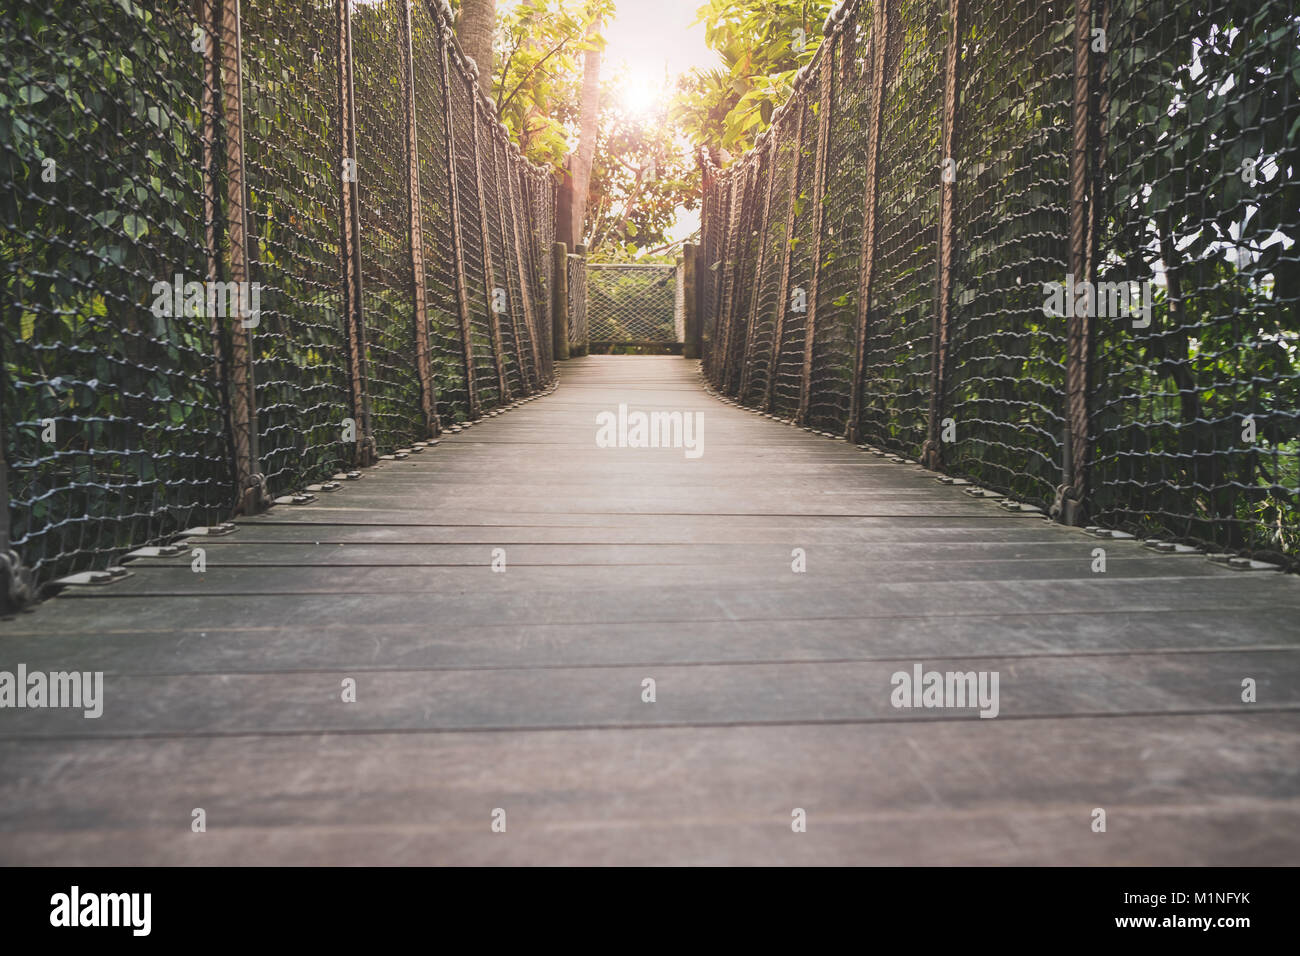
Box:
left=1, top=355, right=1298, bottom=865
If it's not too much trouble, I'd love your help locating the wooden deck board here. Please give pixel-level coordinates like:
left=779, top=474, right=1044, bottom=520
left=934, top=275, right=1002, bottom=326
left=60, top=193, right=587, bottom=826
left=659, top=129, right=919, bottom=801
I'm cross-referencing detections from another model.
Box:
left=1, top=355, right=1298, bottom=864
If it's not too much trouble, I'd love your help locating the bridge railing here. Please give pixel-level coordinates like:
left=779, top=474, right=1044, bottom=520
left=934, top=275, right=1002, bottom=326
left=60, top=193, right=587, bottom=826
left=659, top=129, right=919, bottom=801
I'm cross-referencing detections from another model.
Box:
left=699, top=0, right=1300, bottom=570
left=0, top=0, right=556, bottom=605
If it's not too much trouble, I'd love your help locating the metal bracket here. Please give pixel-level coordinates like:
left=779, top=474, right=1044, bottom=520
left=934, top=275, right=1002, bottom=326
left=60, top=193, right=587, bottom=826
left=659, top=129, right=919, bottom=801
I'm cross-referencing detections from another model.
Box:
left=53, top=566, right=131, bottom=588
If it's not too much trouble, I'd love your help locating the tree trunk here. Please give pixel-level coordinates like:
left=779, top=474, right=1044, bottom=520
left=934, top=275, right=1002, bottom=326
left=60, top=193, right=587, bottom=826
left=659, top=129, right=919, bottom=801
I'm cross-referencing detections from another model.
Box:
left=457, top=0, right=496, bottom=97
left=569, top=15, right=602, bottom=245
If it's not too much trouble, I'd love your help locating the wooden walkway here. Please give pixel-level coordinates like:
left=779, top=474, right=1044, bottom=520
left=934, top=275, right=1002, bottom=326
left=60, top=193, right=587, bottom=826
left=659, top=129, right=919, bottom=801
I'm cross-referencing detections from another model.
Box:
left=2, top=355, right=1298, bottom=865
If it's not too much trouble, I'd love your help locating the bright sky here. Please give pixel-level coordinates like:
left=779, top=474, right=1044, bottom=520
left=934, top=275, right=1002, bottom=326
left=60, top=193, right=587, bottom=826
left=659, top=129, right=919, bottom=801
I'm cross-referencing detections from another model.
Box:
left=603, top=0, right=719, bottom=84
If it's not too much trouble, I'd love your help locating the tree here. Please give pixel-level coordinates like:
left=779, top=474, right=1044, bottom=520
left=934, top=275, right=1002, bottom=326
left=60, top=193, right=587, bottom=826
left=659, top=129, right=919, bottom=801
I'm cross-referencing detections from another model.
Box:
left=490, top=0, right=609, bottom=168
left=585, top=76, right=700, bottom=258
left=569, top=12, right=604, bottom=244
left=674, top=0, right=833, bottom=155
left=456, top=0, right=496, bottom=96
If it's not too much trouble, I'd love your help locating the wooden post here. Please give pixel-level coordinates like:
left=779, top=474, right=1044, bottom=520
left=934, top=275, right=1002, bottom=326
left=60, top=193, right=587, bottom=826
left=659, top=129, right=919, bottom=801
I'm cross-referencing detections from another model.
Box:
left=551, top=242, right=569, bottom=362
left=470, top=99, right=509, bottom=404
left=763, top=98, right=806, bottom=414
left=399, top=0, right=439, bottom=437
left=924, top=0, right=962, bottom=468
left=796, top=37, right=837, bottom=425
left=555, top=158, right=576, bottom=248
left=846, top=0, right=890, bottom=443
left=221, top=0, right=269, bottom=507
left=437, top=38, right=480, bottom=419
left=1062, top=0, right=1094, bottom=525
left=682, top=241, right=699, bottom=359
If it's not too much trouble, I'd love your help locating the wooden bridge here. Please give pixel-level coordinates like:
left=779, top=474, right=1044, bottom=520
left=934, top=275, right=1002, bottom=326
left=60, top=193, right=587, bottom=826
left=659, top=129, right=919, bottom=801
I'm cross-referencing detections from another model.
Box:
left=1, top=355, right=1297, bottom=865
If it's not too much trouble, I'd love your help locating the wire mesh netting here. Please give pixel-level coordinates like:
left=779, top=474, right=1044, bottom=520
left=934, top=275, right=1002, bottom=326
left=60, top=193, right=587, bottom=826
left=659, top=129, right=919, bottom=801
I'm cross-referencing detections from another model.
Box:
left=587, top=264, right=678, bottom=346
left=700, top=0, right=1300, bottom=568
left=1, top=0, right=557, bottom=604
left=1090, top=0, right=1300, bottom=562
left=351, top=0, right=424, bottom=451
left=566, top=253, right=587, bottom=350
left=943, top=0, right=1073, bottom=506
left=0, top=0, right=231, bottom=598
left=241, top=0, right=353, bottom=498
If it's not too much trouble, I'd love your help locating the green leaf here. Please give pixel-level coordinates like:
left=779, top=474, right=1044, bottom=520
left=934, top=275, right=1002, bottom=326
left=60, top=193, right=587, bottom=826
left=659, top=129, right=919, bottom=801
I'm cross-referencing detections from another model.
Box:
left=122, top=214, right=148, bottom=240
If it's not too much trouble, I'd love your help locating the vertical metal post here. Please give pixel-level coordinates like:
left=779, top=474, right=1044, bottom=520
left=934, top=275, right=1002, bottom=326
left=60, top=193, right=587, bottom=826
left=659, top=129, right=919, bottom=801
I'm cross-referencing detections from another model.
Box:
left=763, top=98, right=806, bottom=414
left=437, top=37, right=480, bottom=418
left=797, top=37, right=838, bottom=425
left=924, top=0, right=962, bottom=469
left=220, top=0, right=268, bottom=508
left=399, top=0, right=439, bottom=438
left=846, top=0, right=890, bottom=444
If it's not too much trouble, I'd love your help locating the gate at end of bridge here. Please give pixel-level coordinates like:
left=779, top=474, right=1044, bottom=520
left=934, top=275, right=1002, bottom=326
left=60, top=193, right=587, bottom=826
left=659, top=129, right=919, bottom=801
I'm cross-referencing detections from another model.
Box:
left=571, top=261, right=686, bottom=355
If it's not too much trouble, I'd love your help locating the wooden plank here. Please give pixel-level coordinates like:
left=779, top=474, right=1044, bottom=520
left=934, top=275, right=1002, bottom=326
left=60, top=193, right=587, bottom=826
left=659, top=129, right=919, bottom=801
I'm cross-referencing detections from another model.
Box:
left=1, top=355, right=1298, bottom=866
left=4, top=607, right=1296, bottom=674
left=116, top=540, right=1218, bottom=568
left=1, top=715, right=1296, bottom=865
left=23, top=577, right=1300, bottom=637
left=86, top=556, right=1236, bottom=600
left=2, top=650, right=1296, bottom=739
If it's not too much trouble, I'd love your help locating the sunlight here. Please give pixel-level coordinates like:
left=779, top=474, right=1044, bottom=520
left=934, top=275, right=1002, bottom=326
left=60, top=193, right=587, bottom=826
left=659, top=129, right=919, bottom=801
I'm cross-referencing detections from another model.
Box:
left=619, top=73, right=662, bottom=117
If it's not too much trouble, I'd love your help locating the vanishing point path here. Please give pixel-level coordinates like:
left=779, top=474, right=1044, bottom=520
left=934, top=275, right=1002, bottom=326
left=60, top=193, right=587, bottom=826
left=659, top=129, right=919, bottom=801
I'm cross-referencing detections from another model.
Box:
left=2, top=356, right=1298, bottom=865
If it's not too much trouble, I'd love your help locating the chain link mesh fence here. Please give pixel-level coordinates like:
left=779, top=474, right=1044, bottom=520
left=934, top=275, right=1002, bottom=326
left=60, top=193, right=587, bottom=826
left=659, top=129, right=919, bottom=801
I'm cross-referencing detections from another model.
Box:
left=566, top=252, right=587, bottom=352
left=1, top=0, right=556, bottom=605
left=700, top=0, right=1300, bottom=570
left=587, top=263, right=679, bottom=349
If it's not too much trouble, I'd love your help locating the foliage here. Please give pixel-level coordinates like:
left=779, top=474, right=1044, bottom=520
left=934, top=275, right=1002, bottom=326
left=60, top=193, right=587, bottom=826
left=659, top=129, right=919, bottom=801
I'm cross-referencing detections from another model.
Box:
left=674, top=0, right=833, bottom=155
left=585, top=75, right=700, bottom=257
left=1092, top=0, right=1300, bottom=557
left=482, top=0, right=612, bottom=167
